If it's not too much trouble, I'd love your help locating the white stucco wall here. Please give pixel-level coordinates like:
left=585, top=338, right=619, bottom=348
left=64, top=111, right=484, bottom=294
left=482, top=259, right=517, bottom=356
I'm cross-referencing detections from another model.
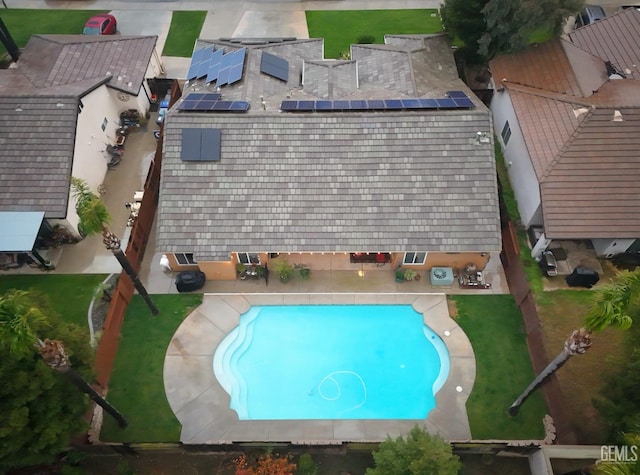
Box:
left=491, top=89, right=543, bottom=229
left=592, top=238, right=637, bottom=257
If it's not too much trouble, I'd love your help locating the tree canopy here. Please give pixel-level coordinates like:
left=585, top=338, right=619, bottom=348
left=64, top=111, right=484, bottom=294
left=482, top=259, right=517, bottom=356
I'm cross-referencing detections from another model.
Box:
left=440, top=0, right=584, bottom=58
left=366, top=425, right=461, bottom=475
left=0, top=290, right=93, bottom=471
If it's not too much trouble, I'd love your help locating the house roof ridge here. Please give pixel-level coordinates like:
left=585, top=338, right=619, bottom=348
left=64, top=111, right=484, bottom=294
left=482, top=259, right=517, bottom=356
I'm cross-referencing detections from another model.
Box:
left=503, top=82, right=595, bottom=107
left=540, top=107, right=596, bottom=181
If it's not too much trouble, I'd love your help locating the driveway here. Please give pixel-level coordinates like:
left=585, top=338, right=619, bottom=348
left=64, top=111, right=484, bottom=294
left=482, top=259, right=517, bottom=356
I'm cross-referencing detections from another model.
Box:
left=110, top=10, right=172, bottom=54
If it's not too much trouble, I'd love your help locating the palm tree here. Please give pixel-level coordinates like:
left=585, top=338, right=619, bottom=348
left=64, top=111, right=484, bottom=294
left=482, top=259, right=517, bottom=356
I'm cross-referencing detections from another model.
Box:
left=0, top=290, right=127, bottom=428
left=509, top=269, right=640, bottom=416
left=70, top=177, right=158, bottom=315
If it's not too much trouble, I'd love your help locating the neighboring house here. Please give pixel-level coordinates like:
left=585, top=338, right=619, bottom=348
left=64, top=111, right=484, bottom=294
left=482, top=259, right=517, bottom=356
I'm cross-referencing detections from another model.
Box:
left=0, top=35, right=163, bottom=267
left=156, top=34, right=501, bottom=280
left=490, top=7, right=640, bottom=258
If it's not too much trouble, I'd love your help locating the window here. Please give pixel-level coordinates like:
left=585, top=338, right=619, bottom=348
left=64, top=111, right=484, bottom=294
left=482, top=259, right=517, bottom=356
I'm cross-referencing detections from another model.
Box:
left=501, top=121, right=512, bottom=145
left=101, top=117, right=108, bottom=132
left=403, top=252, right=427, bottom=265
left=175, top=253, right=196, bottom=265
left=237, top=253, right=260, bottom=265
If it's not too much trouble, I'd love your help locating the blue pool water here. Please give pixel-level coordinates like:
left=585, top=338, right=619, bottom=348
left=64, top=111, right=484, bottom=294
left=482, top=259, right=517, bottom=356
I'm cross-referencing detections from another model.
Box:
left=213, top=305, right=449, bottom=420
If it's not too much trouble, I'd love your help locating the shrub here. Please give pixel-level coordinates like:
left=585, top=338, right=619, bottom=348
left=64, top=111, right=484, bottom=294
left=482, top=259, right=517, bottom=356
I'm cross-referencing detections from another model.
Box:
left=356, top=34, right=375, bottom=44
left=297, top=453, right=318, bottom=475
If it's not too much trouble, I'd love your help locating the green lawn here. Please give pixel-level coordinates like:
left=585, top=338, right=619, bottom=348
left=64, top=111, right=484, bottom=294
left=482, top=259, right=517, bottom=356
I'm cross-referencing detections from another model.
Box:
left=0, top=274, right=107, bottom=329
left=306, top=9, right=443, bottom=59
left=0, top=9, right=106, bottom=50
left=451, top=295, right=547, bottom=439
left=161, top=11, right=207, bottom=57
left=100, top=294, right=202, bottom=443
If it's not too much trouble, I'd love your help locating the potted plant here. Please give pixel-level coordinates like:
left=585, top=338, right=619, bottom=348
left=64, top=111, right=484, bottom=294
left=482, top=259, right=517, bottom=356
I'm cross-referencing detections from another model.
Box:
left=236, top=262, right=247, bottom=280
left=274, top=259, right=294, bottom=283
left=295, top=264, right=311, bottom=280
left=404, top=269, right=418, bottom=281
left=395, top=268, right=405, bottom=282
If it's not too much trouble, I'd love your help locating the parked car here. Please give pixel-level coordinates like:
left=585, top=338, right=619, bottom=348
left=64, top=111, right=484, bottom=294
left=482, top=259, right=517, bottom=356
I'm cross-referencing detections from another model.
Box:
left=83, top=14, right=117, bottom=35
left=618, top=4, right=640, bottom=12
left=539, top=250, right=558, bottom=277
left=175, top=270, right=206, bottom=292
left=574, top=5, right=606, bottom=28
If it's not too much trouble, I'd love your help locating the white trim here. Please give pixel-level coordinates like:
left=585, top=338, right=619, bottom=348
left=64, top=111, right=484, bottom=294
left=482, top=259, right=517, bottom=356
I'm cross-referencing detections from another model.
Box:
left=403, top=252, right=427, bottom=265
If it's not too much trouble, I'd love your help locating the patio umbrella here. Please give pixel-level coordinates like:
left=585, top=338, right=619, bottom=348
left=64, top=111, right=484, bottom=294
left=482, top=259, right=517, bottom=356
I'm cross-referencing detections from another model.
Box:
left=264, top=264, right=269, bottom=286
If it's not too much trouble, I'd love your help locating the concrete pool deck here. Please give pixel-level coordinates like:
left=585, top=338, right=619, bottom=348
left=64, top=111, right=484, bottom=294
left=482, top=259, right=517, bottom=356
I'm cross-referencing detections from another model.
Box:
left=164, top=293, right=475, bottom=444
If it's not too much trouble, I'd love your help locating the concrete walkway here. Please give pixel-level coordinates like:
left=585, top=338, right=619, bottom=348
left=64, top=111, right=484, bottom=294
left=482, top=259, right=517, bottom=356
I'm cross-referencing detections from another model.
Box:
left=164, top=293, right=475, bottom=443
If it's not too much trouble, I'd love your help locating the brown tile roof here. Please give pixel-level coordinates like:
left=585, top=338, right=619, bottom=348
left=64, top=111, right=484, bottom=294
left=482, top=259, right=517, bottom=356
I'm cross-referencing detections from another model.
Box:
left=541, top=107, right=640, bottom=239
left=568, top=8, right=640, bottom=80
left=17, top=35, right=157, bottom=95
left=492, top=34, right=640, bottom=239
left=490, top=39, right=585, bottom=95
left=508, top=88, right=585, bottom=179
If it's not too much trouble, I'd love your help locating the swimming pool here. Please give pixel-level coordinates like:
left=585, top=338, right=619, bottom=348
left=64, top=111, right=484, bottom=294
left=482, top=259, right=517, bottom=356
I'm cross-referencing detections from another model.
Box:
left=213, top=305, right=449, bottom=420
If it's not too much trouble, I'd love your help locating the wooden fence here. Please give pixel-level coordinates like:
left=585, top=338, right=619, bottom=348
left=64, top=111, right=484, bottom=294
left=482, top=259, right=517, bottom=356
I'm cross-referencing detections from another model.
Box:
left=94, top=81, right=182, bottom=390
left=500, top=220, right=578, bottom=444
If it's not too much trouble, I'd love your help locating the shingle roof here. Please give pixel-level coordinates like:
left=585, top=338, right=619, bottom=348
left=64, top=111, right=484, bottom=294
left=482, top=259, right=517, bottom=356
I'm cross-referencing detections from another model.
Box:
left=157, top=36, right=500, bottom=260
left=0, top=96, right=78, bottom=218
left=568, top=7, right=640, bottom=80
left=490, top=33, right=640, bottom=239
left=16, top=35, right=157, bottom=95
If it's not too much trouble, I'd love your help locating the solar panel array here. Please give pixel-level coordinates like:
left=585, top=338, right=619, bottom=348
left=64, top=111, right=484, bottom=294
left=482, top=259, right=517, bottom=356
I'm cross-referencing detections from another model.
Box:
left=260, top=51, right=289, bottom=82
left=186, top=47, right=247, bottom=86
left=181, top=129, right=222, bottom=162
left=177, top=93, right=250, bottom=112
left=280, top=91, right=475, bottom=112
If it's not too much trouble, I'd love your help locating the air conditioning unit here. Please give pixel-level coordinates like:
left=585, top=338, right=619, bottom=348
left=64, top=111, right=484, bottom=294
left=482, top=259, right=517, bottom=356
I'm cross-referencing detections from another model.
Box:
left=430, top=267, right=454, bottom=286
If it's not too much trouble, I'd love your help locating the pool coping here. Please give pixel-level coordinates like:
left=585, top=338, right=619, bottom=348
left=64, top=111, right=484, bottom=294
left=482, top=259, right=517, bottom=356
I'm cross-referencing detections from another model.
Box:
left=163, top=293, right=475, bottom=444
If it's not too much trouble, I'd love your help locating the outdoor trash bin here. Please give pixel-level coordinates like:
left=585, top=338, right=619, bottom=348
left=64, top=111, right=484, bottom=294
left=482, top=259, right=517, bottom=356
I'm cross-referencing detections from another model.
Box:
left=175, top=271, right=206, bottom=292
left=565, top=267, right=599, bottom=288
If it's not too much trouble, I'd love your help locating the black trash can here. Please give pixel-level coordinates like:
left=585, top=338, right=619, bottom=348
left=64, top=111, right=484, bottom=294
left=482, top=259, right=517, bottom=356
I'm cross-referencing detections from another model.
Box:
left=175, top=271, right=206, bottom=292
left=565, top=267, right=600, bottom=288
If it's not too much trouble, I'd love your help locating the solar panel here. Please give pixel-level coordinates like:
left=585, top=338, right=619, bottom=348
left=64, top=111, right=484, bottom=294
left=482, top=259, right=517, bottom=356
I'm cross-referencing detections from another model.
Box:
left=230, top=101, right=250, bottom=111
left=367, top=100, right=385, bottom=109
left=205, top=49, right=224, bottom=83
left=216, top=51, right=235, bottom=86
left=453, top=97, right=475, bottom=108
left=446, top=90, right=468, bottom=98
left=418, top=98, right=438, bottom=109
left=277, top=95, right=475, bottom=113
left=316, top=100, right=332, bottom=111
left=401, top=99, right=422, bottom=109
left=181, top=129, right=202, bottom=161
left=227, top=48, right=246, bottom=85
left=217, top=67, right=231, bottom=87
left=281, top=100, right=297, bottom=111
left=298, top=101, right=315, bottom=111
left=260, top=51, right=290, bottom=82
left=200, top=129, right=221, bottom=162
left=228, top=64, right=244, bottom=84
left=177, top=100, right=200, bottom=111
left=212, top=101, right=233, bottom=111
left=435, top=98, right=457, bottom=109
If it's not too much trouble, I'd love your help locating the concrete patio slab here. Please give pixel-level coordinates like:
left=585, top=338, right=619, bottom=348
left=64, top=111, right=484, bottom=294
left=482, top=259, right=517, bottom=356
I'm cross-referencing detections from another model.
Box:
left=163, top=293, right=475, bottom=444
